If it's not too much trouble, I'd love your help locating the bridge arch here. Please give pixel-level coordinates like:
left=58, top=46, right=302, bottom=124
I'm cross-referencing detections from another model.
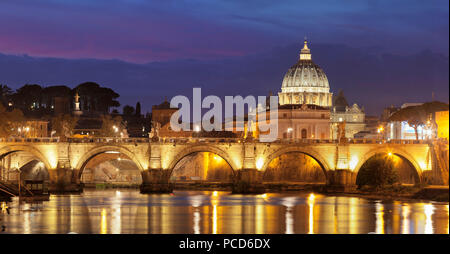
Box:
left=354, top=147, right=423, bottom=182
left=0, top=145, right=53, bottom=170
left=75, top=145, right=146, bottom=179
left=167, top=145, right=237, bottom=176
left=260, top=145, right=331, bottom=176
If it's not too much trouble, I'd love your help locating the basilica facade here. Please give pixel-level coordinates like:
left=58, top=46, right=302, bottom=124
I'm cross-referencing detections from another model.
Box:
left=274, top=40, right=364, bottom=140
left=274, top=40, right=333, bottom=140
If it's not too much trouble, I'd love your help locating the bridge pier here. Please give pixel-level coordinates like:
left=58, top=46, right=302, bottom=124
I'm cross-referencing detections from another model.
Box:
left=140, top=169, right=173, bottom=193
left=48, top=168, right=83, bottom=193
left=326, top=169, right=357, bottom=191
left=232, top=168, right=264, bottom=194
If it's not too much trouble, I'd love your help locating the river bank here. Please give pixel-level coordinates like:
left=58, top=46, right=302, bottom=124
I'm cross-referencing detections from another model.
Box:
left=59, top=182, right=450, bottom=203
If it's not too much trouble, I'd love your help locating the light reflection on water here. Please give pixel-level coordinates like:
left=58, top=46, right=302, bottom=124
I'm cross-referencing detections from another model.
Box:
left=0, top=189, right=448, bottom=234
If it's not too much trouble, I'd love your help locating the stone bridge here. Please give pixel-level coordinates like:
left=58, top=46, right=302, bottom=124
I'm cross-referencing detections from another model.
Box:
left=0, top=137, right=448, bottom=193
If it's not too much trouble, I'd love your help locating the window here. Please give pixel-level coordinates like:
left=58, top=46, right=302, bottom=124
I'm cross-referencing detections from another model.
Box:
left=301, top=129, right=307, bottom=139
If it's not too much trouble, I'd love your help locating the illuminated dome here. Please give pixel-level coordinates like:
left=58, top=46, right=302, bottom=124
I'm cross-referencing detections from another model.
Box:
left=278, top=40, right=332, bottom=107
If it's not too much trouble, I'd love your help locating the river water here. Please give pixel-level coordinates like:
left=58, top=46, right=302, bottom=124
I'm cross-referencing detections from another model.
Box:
left=0, top=189, right=448, bottom=234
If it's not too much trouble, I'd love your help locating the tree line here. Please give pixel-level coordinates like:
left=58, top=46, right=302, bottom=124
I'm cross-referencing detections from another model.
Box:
left=0, top=82, right=135, bottom=139
left=1, top=82, right=120, bottom=114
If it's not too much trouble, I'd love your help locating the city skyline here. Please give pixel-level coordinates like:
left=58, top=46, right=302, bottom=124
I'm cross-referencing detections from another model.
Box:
left=0, top=0, right=449, bottom=116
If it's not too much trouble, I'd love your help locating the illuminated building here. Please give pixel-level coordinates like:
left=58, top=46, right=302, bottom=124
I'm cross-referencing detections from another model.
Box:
left=278, top=40, right=332, bottom=106
left=330, top=90, right=365, bottom=139
left=274, top=39, right=332, bottom=139
left=435, top=110, right=449, bottom=140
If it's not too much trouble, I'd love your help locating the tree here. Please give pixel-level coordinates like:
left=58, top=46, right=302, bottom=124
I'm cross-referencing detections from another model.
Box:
left=42, top=85, right=72, bottom=110
left=12, top=84, right=43, bottom=112
left=135, top=102, right=141, bottom=116
left=51, top=114, right=79, bottom=139
left=356, top=154, right=399, bottom=188
left=123, top=105, right=135, bottom=116
left=420, top=101, right=449, bottom=115
left=389, top=101, right=449, bottom=140
left=0, top=104, right=24, bottom=138
left=74, top=82, right=120, bottom=113
left=389, top=105, right=427, bottom=140
left=0, top=84, right=13, bottom=106
left=98, top=115, right=125, bottom=137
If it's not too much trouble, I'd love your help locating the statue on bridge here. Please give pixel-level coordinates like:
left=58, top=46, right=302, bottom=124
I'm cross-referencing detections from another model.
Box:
left=150, top=121, right=161, bottom=141
left=337, top=121, right=346, bottom=143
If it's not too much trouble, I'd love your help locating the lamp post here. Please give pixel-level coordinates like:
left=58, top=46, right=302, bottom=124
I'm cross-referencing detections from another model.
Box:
left=377, top=126, right=384, bottom=140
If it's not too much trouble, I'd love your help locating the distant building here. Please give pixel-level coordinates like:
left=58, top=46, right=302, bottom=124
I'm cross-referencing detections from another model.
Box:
left=151, top=100, right=178, bottom=127
left=274, top=40, right=332, bottom=139
left=385, top=102, right=429, bottom=140
left=276, top=104, right=331, bottom=139
left=330, top=90, right=365, bottom=139
left=21, top=120, right=49, bottom=138
left=435, top=110, right=449, bottom=140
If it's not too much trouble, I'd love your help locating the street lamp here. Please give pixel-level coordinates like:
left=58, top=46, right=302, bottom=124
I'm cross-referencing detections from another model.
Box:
left=377, top=126, right=384, bottom=140
left=287, top=127, right=293, bottom=139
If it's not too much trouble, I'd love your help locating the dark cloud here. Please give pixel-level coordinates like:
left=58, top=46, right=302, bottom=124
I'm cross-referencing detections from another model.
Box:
left=0, top=43, right=448, bottom=116
left=0, top=0, right=447, bottom=62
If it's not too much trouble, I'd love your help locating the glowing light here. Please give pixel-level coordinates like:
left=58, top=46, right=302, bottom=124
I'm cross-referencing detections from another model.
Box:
left=213, top=155, right=223, bottom=162
left=287, top=127, right=293, bottom=133
left=256, top=157, right=264, bottom=170
left=419, top=161, right=429, bottom=171
left=446, top=205, right=449, bottom=234
left=401, top=204, right=410, bottom=234
left=211, top=193, right=219, bottom=234
left=282, top=197, right=296, bottom=234
left=194, top=125, right=200, bottom=132
left=112, top=195, right=121, bottom=234
left=388, top=152, right=393, bottom=157
left=44, top=149, right=58, bottom=169
left=424, top=204, right=434, bottom=234
left=100, top=208, right=107, bottom=234
left=193, top=209, right=201, bottom=234
left=375, top=202, right=385, bottom=234
left=307, top=193, right=315, bottom=234
left=349, top=156, right=359, bottom=170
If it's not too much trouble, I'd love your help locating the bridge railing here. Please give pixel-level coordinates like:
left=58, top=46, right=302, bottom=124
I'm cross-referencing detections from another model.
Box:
left=66, top=137, right=150, bottom=143
left=0, top=137, right=61, bottom=143
left=0, top=137, right=436, bottom=145
left=161, top=137, right=242, bottom=143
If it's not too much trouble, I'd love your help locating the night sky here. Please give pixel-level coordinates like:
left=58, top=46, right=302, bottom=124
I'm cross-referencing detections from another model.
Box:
left=0, top=0, right=448, bottom=115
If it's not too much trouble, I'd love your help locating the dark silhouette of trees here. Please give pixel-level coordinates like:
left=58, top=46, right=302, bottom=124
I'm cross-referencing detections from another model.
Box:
left=356, top=154, right=399, bottom=188
left=0, top=104, right=24, bottom=138
left=12, top=84, right=43, bottom=111
left=75, top=82, right=120, bottom=113
left=42, top=85, right=72, bottom=109
left=0, top=84, right=13, bottom=106
left=123, top=105, right=135, bottom=116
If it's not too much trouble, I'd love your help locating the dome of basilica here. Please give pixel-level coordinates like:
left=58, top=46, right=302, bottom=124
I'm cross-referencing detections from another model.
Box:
left=278, top=40, right=332, bottom=107
left=281, top=58, right=330, bottom=91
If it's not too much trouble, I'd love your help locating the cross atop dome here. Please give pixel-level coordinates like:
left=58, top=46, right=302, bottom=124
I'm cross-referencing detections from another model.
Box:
left=300, top=38, right=311, bottom=60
